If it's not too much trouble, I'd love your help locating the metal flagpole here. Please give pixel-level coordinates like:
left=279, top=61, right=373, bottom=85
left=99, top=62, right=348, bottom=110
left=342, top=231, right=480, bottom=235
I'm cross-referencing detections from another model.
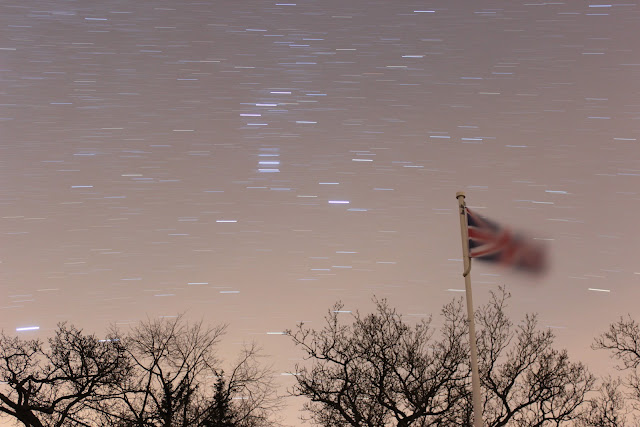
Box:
left=456, top=191, right=483, bottom=427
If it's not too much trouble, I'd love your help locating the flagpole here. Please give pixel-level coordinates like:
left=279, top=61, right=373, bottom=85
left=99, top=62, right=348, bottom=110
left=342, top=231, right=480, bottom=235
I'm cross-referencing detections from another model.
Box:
left=456, top=191, right=483, bottom=427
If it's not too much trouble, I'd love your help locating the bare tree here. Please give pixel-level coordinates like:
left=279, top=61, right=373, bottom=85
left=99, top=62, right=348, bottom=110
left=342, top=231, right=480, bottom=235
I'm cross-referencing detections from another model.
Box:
left=287, top=289, right=594, bottom=426
left=576, top=376, right=632, bottom=427
left=285, top=297, right=471, bottom=426
left=594, top=315, right=640, bottom=371
left=594, top=315, right=640, bottom=406
left=468, top=287, right=595, bottom=427
left=197, top=343, right=279, bottom=427
left=97, top=315, right=279, bottom=427
left=590, top=314, right=640, bottom=425
left=0, top=323, right=130, bottom=427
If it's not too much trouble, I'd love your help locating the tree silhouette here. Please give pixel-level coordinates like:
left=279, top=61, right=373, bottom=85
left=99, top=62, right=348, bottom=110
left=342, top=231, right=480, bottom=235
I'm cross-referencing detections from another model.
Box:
left=589, top=315, right=640, bottom=426
left=94, top=315, right=279, bottom=427
left=200, top=374, right=234, bottom=427
left=465, top=287, right=594, bottom=426
left=1, top=292, right=615, bottom=426
left=199, top=346, right=281, bottom=427
left=576, top=376, right=631, bottom=427
left=0, top=323, right=130, bottom=427
left=286, top=297, right=470, bottom=426
left=287, top=288, right=594, bottom=426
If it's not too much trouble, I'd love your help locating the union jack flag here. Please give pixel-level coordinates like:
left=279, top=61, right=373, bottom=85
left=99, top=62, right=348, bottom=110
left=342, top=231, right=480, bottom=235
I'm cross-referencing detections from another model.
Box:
left=466, top=207, right=547, bottom=273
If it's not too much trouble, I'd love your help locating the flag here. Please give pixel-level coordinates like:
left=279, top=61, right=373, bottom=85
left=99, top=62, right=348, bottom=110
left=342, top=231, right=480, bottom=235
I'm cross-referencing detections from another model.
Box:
left=466, top=207, right=547, bottom=273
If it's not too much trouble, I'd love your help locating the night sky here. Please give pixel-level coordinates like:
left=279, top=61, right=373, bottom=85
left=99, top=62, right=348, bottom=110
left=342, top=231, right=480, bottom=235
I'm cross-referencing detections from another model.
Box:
left=2, top=0, right=640, bottom=424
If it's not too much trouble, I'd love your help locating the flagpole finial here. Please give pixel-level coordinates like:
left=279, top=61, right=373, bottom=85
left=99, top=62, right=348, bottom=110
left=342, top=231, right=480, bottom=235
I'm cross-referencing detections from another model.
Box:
left=456, top=191, right=465, bottom=199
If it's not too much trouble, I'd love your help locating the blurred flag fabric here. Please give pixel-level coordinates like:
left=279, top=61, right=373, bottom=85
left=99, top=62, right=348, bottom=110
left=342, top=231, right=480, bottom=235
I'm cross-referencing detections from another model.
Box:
left=466, top=207, right=547, bottom=274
